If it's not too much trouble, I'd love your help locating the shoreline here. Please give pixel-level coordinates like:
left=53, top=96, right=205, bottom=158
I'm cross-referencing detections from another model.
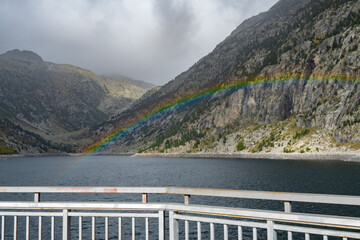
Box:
left=2, top=152, right=359, bottom=162
left=134, top=152, right=360, bottom=162
left=0, top=153, right=85, bottom=160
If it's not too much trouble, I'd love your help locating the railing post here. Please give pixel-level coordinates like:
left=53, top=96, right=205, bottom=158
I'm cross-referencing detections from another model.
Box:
left=142, top=193, right=148, bottom=203
left=105, top=217, right=109, bottom=240
left=169, top=211, right=179, bottom=240
left=1, top=216, right=5, bottom=240
left=34, top=193, right=40, bottom=202
left=13, top=216, right=17, bottom=240
left=158, top=211, right=165, bottom=240
left=210, top=223, right=215, bottom=240
left=131, top=217, right=135, bottom=240
left=284, top=201, right=292, bottom=240
left=92, top=217, right=96, bottom=240
left=118, top=217, right=122, bottom=240
left=145, top=217, right=149, bottom=240
left=51, top=216, right=55, bottom=240
left=39, top=216, right=42, bottom=240
left=238, top=226, right=243, bottom=240
left=26, top=216, right=30, bottom=240
left=62, top=209, right=71, bottom=240
left=224, top=224, right=228, bottom=240
left=267, top=221, right=277, bottom=240
left=284, top=201, right=291, bottom=212
left=184, top=194, right=190, bottom=205
left=197, top=222, right=201, bottom=240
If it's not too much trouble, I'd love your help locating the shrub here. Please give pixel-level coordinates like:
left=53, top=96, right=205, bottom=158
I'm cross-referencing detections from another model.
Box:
left=293, top=129, right=310, bottom=139
left=194, top=140, right=200, bottom=148
left=237, top=141, right=246, bottom=151
left=283, top=148, right=294, bottom=153
left=0, top=145, right=18, bottom=155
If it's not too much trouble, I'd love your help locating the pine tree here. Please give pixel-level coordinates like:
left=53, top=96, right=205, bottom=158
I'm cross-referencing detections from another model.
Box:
left=332, top=38, right=338, bottom=49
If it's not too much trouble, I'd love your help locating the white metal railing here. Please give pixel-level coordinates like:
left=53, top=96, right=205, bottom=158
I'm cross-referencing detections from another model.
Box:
left=0, top=187, right=360, bottom=240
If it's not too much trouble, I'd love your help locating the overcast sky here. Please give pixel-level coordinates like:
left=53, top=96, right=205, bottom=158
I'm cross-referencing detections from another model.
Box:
left=0, top=0, right=278, bottom=85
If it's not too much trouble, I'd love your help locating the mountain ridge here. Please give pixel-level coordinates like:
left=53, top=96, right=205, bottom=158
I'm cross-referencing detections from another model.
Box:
left=86, top=0, right=360, bottom=154
left=0, top=49, right=43, bottom=62
left=0, top=49, right=154, bottom=154
left=106, top=74, right=157, bottom=91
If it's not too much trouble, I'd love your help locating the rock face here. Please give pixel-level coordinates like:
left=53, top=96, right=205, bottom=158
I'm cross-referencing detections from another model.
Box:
left=105, top=79, right=359, bottom=154
left=0, top=49, right=151, bottom=153
left=89, top=0, right=360, bottom=154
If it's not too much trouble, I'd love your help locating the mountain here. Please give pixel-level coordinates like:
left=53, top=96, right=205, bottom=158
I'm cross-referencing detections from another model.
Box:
left=86, top=0, right=360, bottom=154
left=0, top=49, right=151, bottom=154
left=107, top=74, right=157, bottom=91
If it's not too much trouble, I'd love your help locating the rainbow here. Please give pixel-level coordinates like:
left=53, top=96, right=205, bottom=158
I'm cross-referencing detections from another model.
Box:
left=89, top=76, right=359, bottom=154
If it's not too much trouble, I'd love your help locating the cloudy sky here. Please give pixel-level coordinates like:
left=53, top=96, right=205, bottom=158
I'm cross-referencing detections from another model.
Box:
left=0, top=0, right=278, bottom=85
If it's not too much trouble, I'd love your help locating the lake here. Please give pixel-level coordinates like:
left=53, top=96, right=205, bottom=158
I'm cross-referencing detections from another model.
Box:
left=1, top=155, right=360, bottom=239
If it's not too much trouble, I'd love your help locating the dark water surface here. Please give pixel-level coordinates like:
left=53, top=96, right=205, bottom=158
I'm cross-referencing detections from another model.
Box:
left=1, top=155, right=360, bottom=239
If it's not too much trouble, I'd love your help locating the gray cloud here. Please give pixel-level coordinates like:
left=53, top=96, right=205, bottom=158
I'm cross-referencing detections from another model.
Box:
left=0, top=0, right=278, bottom=85
left=153, top=0, right=196, bottom=40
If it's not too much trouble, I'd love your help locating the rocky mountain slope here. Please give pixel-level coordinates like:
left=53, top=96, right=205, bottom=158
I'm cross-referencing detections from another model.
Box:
left=87, top=0, right=360, bottom=154
left=107, top=74, right=156, bottom=91
left=0, top=118, right=73, bottom=155
left=0, top=49, right=151, bottom=154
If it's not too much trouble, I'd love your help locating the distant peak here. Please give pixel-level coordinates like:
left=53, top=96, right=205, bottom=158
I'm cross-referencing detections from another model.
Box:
left=1, top=49, right=43, bottom=62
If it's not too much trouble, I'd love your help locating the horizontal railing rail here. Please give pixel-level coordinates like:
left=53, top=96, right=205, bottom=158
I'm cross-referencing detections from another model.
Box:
left=1, top=186, right=360, bottom=206
left=1, top=187, right=360, bottom=240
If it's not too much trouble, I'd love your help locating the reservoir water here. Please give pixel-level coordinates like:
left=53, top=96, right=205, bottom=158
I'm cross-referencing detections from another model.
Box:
left=1, top=155, right=360, bottom=239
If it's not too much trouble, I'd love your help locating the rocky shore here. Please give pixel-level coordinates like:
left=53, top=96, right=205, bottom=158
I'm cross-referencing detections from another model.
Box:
left=134, top=152, right=360, bottom=162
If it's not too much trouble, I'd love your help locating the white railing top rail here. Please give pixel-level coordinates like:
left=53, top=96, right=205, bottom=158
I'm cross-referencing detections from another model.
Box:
left=0, top=201, right=359, bottom=229
left=1, top=186, right=360, bottom=206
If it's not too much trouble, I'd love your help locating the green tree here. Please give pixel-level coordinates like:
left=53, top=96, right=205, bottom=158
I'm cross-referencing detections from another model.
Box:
left=237, top=141, right=246, bottom=151
left=332, top=38, right=338, bottom=49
